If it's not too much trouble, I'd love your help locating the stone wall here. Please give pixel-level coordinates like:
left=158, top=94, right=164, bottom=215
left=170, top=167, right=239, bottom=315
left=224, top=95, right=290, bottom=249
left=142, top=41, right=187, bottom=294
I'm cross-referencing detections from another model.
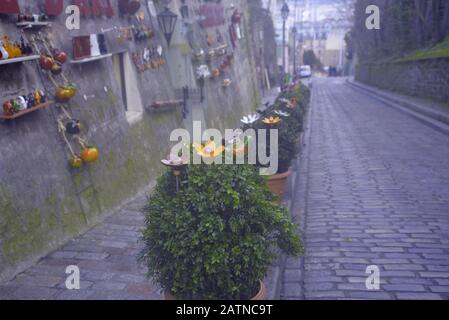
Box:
left=355, top=58, right=449, bottom=103
left=0, top=0, right=275, bottom=282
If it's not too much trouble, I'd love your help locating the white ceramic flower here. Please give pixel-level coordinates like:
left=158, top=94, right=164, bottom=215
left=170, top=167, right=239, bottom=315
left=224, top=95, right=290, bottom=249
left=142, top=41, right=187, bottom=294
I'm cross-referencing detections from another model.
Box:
left=274, top=110, right=290, bottom=117
left=240, top=113, right=260, bottom=125
left=195, top=65, right=211, bottom=79
left=279, top=98, right=295, bottom=109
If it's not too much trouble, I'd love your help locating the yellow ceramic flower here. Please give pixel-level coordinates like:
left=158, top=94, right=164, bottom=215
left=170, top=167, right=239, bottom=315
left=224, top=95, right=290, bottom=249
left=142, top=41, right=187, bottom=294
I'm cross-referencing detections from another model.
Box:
left=262, top=116, right=282, bottom=125
left=194, top=140, right=225, bottom=158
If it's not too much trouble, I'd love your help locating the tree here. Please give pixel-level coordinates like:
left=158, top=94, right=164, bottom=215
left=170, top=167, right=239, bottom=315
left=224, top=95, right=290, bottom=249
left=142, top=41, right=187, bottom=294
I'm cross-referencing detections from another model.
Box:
left=353, top=0, right=449, bottom=63
left=303, top=50, right=323, bottom=70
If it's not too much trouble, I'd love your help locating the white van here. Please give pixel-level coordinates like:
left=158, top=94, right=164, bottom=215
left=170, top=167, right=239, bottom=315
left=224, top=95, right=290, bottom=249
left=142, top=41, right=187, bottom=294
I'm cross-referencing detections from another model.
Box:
left=299, top=65, right=312, bottom=78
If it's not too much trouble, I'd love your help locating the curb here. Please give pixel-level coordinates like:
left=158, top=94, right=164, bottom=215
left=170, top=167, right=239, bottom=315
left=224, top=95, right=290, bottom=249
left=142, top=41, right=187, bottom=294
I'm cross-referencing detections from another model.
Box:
left=346, top=80, right=449, bottom=137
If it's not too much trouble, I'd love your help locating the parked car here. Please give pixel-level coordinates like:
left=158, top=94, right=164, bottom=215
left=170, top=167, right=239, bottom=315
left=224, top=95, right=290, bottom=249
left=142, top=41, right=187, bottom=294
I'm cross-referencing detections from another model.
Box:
left=299, top=65, right=312, bottom=78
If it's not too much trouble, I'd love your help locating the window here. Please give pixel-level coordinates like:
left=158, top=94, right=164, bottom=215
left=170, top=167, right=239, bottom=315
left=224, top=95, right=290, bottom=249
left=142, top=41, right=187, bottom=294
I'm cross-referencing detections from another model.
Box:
left=112, top=52, right=144, bottom=124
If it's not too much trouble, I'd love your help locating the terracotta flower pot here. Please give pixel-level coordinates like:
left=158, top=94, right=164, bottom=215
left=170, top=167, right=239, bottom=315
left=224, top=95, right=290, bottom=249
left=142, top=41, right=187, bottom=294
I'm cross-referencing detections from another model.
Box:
left=164, top=281, right=267, bottom=301
left=267, top=170, right=291, bottom=204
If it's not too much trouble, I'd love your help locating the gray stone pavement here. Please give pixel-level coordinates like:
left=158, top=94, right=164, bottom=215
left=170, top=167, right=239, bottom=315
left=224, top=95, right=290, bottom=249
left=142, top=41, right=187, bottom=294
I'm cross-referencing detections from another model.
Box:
left=0, top=196, right=163, bottom=300
left=281, top=77, right=449, bottom=300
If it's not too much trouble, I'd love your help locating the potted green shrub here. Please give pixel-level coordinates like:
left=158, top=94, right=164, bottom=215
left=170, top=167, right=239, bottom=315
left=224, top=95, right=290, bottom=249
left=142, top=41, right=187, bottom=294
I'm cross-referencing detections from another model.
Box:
left=139, top=161, right=302, bottom=300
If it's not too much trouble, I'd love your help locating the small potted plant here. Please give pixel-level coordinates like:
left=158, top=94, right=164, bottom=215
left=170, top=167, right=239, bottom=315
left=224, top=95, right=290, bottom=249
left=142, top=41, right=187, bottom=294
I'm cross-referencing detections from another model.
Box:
left=139, top=156, right=302, bottom=300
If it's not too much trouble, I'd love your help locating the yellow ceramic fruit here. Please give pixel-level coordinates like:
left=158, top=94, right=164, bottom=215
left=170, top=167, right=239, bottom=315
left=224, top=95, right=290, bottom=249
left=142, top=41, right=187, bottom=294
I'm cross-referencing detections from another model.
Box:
left=69, top=156, right=83, bottom=169
left=81, top=147, right=99, bottom=163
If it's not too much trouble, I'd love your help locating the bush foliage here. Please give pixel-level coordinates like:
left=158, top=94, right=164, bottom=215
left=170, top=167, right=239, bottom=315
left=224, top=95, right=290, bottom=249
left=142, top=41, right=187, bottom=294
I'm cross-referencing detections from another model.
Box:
left=140, top=163, right=303, bottom=300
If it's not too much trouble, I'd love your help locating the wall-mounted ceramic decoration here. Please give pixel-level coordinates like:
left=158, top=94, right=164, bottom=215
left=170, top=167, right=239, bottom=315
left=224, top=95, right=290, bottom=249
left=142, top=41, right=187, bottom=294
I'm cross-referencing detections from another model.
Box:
left=223, top=79, right=232, bottom=88
left=234, top=24, right=242, bottom=40
left=143, top=48, right=150, bottom=62
left=98, top=34, right=107, bottom=54
left=15, top=96, right=27, bottom=111
left=229, top=26, right=237, bottom=48
left=66, top=120, right=82, bottom=135
left=119, top=0, right=141, bottom=15
left=198, top=3, right=225, bottom=28
left=73, top=34, right=107, bottom=60
left=90, top=34, right=101, bottom=56
left=195, top=64, right=211, bottom=80
left=1, top=89, right=49, bottom=119
left=0, top=41, right=9, bottom=60
left=0, top=0, right=21, bottom=14
left=73, top=36, right=91, bottom=60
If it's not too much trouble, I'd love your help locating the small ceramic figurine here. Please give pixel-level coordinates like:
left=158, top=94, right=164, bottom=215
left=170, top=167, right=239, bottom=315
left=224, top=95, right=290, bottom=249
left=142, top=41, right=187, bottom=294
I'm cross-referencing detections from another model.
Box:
left=0, top=37, right=9, bottom=60
left=34, top=90, right=42, bottom=105
left=11, top=100, right=21, bottom=113
left=38, top=90, right=46, bottom=103
left=66, top=120, right=82, bottom=135
left=27, top=93, right=36, bottom=108
left=4, top=35, right=15, bottom=58
left=16, top=96, right=27, bottom=111
left=12, top=42, right=22, bottom=58
left=19, top=36, right=31, bottom=55
left=3, top=101, right=14, bottom=116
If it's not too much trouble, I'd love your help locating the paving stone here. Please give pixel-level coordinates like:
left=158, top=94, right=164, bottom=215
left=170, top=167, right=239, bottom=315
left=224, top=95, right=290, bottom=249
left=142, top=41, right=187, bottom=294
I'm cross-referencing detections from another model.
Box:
left=282, top=283, right=303, bottom=298
left=395, top=292, right=443, bottom=300
left=283, top=269, right=302, bottom=282
left=347, top=291, right=392, bottom=300
left=55, top=290, right=96, bottom=300
left=383, top=284, right=426, bottom=292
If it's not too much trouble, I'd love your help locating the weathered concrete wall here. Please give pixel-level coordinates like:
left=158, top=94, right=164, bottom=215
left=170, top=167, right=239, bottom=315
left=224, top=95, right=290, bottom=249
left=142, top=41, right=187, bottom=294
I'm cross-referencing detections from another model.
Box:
left=355, top=58, right=449, bottom=103
left=0, top=0, right=271, bottom=282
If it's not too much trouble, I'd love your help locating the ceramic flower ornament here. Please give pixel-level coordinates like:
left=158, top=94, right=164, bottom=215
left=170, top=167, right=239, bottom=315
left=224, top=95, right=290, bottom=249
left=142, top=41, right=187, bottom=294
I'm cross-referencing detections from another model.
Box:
left=279, top=98, right=296, bottom=109
left=262, top=116, right=282, bottom=125
left=240, top=113, right=260, bottom=125
left=194, top=140, right=225, bottom=158
left=161, top=155, right=189, bottom=167
left=228, top=134, right=252, bottom=157
left=274, top=110, right=290, bottom=117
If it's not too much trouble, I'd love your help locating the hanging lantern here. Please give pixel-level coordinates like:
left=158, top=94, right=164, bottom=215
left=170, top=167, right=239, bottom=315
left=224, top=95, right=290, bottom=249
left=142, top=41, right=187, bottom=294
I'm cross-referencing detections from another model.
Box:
left=157, top=6, right=178, bottom=47
left=281, top=2, right=290, bottom=21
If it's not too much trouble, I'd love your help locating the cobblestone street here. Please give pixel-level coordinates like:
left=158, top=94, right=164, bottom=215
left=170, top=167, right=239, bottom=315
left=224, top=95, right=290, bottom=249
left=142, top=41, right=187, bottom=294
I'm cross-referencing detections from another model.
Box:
left=282, top=78, right=449, bottom=300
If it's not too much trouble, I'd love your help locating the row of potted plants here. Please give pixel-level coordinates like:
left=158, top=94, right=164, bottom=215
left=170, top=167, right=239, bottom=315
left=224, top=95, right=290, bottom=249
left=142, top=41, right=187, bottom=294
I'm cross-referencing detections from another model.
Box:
left=139, top=82, right=310, bottom=300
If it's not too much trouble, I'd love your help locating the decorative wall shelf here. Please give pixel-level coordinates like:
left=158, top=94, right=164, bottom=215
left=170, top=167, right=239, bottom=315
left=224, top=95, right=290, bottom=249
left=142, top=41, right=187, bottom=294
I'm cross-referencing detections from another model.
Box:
left=0, top=101, right=53, bottom=120
left=70, top=53, right=113, bottom=64
left=147, top=100, right=183, bottom=112
left=16, top=21, right=51, bottom=29
left=0, top=55, right=40, bottom=66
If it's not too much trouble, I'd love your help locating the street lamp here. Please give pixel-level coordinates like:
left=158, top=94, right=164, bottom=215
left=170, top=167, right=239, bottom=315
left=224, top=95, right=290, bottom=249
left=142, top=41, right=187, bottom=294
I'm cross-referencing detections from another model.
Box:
left=157, top=7, right=178, bottom=47
left=292, top=26, right=297, bottom=78
left=281, top=2, right=290, bottom=76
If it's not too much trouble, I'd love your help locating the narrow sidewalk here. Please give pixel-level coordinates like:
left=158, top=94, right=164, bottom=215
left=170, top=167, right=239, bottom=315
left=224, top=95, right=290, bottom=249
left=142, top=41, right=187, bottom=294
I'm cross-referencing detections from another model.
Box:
left=0, top=196, right=163, bottom=300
